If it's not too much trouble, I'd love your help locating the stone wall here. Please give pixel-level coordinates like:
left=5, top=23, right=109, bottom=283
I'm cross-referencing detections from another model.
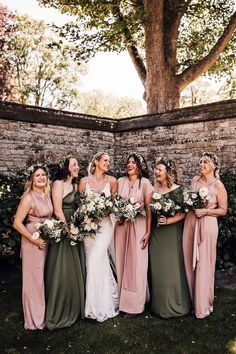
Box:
left=0, top=100, right=235, bottom=184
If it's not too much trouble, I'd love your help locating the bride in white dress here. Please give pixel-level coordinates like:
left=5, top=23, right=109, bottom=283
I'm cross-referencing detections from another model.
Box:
left=78, top=152, right=119, bottom=322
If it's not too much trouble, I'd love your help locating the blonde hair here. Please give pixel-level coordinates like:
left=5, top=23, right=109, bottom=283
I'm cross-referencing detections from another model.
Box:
left=24, top=168, right=51, bottom=196
left=201, top=152, right=220, bottom=179
left=155, top=157, right=178, bottom=188
left=88, top=152, right=108, bottom=175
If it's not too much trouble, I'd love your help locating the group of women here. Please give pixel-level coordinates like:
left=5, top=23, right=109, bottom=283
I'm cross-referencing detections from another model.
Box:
left=13, top=151, right=227, bottom=330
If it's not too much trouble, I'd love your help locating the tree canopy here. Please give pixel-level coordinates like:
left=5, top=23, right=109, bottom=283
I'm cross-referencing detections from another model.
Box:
left=0, top=5, right=15, bottom=100
left=5, top=14, right=87, bottom=109
left=38, top=0, right=236, bottom=113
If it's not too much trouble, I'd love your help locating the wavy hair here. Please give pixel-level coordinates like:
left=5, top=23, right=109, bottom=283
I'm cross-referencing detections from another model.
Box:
left=155, top=157, right=178, bottom=188
left=24, top=166, right=51, bottom=195
left=88, top=152, right=108, bottom=175
left=201, top=151, right=220, bottom=178
left=56, top=156, right=78, bottom=182
left=126, top=152, right=149, bottom=181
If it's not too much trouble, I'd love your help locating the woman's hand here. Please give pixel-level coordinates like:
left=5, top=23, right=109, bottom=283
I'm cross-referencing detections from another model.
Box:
left=34, top=238, right=47, bottom=250
left=140, top=233, right=150, bottom=249
left=157, top=215, right=168, bottom=225
left=194, top=208, right=207, bottom=218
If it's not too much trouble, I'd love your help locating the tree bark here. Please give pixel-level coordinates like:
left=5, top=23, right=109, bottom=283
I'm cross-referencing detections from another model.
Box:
left=144, top=0, right=180, bottom=113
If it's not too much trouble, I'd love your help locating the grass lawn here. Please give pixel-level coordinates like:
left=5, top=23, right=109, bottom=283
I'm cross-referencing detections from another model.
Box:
left=0, top=265, right=236, bottom=354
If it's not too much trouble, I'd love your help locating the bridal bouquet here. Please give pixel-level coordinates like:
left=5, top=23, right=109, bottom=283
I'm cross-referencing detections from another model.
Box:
left=32, top=218, right=66, bottom=243
left=149, top=192, right=180, bottom=217
left=181, top=187, right=210, bottom=212
left=113, top=195, right=145, bottom=222
left=69, top=191, right=114, bottom=243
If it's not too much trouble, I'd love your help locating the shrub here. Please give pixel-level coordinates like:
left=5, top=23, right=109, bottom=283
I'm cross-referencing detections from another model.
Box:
left=0, top=174, right=24, bottom=263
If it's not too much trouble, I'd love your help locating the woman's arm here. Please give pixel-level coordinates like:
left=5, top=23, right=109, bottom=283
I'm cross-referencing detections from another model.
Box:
left=158, top=212, right=186, bottom=225
left=140, top=192, right=153, bottom=249
left=78, top=177, right=86, bottom=194
left=194, top=181, right=228, bottom=218
left=13, top=194, right=46, bottom=249
left=52, top=180, right=67, bottom=223
left=110, top=176, right=118, bottom=196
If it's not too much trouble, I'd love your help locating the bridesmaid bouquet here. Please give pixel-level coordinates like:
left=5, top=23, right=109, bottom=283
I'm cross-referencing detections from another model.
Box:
left=149, top=192, right=180, bottom=217
left=113, top=195, right=145, bottom=222
left=69, top=191, right=114, bottom=244
left=32, top=218, right=66, bottom=243
left=181, top=187, right=210, bottom=212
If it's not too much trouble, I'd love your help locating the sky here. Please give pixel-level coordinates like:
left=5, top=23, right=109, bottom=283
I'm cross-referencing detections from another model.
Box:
left=1, top=0, right=144, bottom=101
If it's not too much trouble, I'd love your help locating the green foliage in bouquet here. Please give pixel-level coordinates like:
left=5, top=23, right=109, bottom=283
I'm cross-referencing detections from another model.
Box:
left=0, top=174, right=24, bottom=263
left=217, top=171, right=236, bottom=269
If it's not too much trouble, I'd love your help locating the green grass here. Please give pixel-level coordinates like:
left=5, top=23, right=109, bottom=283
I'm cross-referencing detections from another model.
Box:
left=0, top=266, right=236, bottom=354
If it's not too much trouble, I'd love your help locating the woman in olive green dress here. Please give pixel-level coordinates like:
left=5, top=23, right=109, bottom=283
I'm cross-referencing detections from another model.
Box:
left=149, top=157, right=191, bottom=318
left=45, top=156, right=85, bottom=330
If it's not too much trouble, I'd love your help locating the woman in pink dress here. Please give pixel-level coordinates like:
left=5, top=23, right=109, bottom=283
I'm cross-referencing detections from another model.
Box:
left=115, top=152, right=153, bottom=317
left=13, top=163, right=53, bottom=330
left=183, top=152, right=227, bottom=319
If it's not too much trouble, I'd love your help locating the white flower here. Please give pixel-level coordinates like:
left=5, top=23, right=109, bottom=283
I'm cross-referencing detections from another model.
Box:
left=199, top=187, right=209, bottom=198
left=154, top=202, right=162, bottom=210
left=90, top=222, right=98, bottom=230
left=32, top=232, right=40, bottom=240
left=70, top=224, right=79, bottom=235
left=44, top=219, right=54, bottom=229
left=153, top=193, right=161, bottom=200
left=129, top=197, right=137, bottom=204
left=191, top=193, right=197, bottom=199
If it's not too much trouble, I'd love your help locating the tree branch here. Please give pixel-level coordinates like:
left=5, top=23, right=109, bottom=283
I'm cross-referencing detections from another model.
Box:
left=178, top=10, right=236, bottom=90
left=112, top=3, right=146, bottom=87
left=164, top=0, right=192, bottom=70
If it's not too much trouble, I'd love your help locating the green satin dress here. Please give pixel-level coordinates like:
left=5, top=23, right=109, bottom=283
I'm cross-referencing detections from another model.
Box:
left=45, top=188, right=85, bottom=330
left=149, top=187, right=191, bottom=318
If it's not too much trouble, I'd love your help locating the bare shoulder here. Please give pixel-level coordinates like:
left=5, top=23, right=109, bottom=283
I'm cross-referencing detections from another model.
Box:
left=52, top=180, right=64, bottom=194
left=192, top=175, right=200, bottom=183
left=19, top=192, right=33, bottom=209
left=214, top=179, right=227, bottom=191
left=109, top=175, right=117, bottom=183
left=79, top=177, right=87, bottom=187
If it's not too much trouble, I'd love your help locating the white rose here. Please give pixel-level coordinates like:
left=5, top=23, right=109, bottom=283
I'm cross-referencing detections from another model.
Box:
left=199, top=187, right=209, bottom=198
left=129, top=197, right=137, bottom=204
left=32, top=232, right=40, bottom=240
left=154, top=202, right=162, bottom=210
left=153, top=193, right=161, bottom=200
left=84, top=224, right=91, bottom=231
left=191, top=193, right=197, bottom=199
left=90, top=222, right=98, bottom=230
left=70, top=224, right=79, bottom=235
left=44, top=219, right=54, bottom=229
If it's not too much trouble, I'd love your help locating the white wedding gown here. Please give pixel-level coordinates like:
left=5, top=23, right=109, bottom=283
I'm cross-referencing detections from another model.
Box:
left=84, top=181, right=119, bottom=322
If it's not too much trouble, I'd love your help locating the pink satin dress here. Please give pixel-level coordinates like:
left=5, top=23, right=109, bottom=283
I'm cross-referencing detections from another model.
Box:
left=115, top=176, right=154, bottom=314
left=21, top=191, right=53, bottom=330
left=182, top=178, right=219, bottom=319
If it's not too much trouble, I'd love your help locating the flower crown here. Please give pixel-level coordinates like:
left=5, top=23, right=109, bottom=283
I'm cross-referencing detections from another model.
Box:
left=156, top=156, right=176, bottom=175
left=202, top=152, right=220, bottom=169
left=128, top=151, right=144, bottom=165
left=59, top=155, right=75, bottom=169
left=25, top=163, right=50, bottom=179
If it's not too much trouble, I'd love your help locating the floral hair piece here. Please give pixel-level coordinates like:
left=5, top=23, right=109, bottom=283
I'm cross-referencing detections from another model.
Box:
left=88, top=152, right=107, bottom=175
left=201, top=152, right=220, bottom=169
left=59, top=154, right=75, bottom=169
left=156, top=156, right=176, bottom=175
left=128, top=151, right=144, bottom=165
left=25, top=163, right=50, bottom=179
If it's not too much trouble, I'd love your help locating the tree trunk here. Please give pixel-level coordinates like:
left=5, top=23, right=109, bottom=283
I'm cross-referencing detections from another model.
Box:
left=144, top=0, right=180, bottom=113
